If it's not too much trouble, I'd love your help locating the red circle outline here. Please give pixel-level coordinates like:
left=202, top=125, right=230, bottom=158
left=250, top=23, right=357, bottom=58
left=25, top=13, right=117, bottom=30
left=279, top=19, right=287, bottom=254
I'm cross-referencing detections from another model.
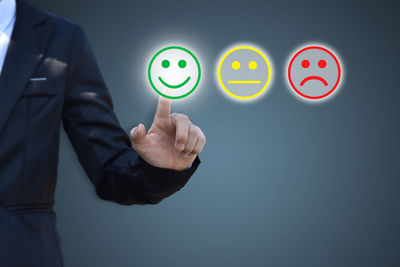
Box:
left=288, top=46, right=341, bottom=100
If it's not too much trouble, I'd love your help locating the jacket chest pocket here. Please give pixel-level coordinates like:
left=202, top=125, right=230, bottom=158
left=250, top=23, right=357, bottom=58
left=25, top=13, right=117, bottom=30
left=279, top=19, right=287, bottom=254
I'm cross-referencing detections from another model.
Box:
left=17, top=78, right=62, bottom=128
left=21, top=79, right=58, bottom=97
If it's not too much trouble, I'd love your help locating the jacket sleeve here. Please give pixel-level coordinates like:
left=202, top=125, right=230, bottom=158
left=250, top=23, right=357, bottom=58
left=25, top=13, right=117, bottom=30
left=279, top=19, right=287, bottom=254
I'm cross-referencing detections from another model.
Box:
left=62, top=25, right=200, bottom=205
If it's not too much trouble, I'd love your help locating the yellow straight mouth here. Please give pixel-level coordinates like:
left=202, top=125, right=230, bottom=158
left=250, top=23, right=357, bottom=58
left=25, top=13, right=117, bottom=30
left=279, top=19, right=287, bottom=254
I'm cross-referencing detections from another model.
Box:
left=228, top=80, right=261, bottom=84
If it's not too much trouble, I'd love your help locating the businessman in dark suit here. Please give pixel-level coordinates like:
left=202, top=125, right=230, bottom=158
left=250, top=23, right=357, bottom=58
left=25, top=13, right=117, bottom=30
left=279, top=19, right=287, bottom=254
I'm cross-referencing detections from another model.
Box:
left=0, top=0, right=206, bottom=266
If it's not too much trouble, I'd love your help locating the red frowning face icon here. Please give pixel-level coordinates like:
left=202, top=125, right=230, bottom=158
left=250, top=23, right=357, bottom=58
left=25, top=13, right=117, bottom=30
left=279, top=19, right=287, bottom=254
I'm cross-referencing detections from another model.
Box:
left=288, top=45, right=342, bottom=100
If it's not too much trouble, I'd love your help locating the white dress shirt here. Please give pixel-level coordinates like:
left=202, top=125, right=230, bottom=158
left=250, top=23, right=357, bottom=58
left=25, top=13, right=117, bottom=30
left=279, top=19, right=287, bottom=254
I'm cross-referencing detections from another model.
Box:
left=0, top=0, right=16, bottom=75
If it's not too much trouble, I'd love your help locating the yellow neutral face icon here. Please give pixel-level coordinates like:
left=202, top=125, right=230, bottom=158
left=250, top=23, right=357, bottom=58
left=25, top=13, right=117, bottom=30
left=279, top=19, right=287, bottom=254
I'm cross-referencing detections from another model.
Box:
left=218, top=46, right=272, bottom=100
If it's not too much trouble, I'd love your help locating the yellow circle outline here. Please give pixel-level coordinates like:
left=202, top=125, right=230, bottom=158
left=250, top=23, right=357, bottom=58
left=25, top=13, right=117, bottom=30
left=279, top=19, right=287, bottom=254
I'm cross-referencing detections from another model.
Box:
left=218, top=46, right=272, bottom=100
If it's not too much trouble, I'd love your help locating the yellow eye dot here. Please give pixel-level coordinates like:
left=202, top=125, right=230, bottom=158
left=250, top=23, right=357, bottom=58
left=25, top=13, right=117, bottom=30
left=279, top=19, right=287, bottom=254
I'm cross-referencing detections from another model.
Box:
left=232, top=61, right=240, bottom=70
left=249, top=61, right=257, bottom=70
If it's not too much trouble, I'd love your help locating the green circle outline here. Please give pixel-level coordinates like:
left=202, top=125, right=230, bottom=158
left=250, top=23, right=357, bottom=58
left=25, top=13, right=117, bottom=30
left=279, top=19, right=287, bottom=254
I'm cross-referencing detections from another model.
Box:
left=148, top=46, right=201, bottom=99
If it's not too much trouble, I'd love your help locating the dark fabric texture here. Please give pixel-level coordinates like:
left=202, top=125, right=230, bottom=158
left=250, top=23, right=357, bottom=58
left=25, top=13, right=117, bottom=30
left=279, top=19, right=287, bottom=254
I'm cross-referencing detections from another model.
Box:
left=0, top=0, right=200, bottom=266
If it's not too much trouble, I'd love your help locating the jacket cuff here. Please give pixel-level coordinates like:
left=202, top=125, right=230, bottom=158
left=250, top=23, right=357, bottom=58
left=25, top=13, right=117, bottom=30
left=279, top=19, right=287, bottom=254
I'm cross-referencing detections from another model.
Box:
left=137, top=155, right=201, bottom=192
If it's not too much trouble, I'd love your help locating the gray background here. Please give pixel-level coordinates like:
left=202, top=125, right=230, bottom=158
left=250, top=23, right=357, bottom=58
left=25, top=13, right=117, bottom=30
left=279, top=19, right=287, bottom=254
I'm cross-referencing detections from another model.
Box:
left=29, top=0, right=400, bottom=266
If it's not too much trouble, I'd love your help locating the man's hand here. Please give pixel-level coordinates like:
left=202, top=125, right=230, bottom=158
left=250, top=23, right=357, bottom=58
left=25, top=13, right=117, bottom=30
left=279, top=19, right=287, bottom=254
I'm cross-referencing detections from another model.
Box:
left=130, top=97, right=206, bottom=171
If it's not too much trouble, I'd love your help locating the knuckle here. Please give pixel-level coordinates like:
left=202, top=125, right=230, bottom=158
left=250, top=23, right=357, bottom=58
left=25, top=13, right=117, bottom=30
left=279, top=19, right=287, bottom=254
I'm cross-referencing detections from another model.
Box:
left=193, top=147, right=203, bottom=154
left=189, top=125, right=200, bottom=134
left=183, top=147, right=192, bottom=153
left=199, top=135, right=206, bottom=144
left=193, top=138, right=205, bottom=154
left=175, top=113, right=189, bottom=121
left=176, top=133, right=187, bottom=142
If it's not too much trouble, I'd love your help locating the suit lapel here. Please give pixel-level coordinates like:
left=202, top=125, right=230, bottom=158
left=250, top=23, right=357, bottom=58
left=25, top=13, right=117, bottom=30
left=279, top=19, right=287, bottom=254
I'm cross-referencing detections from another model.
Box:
left=0, top=0, right=53, bottom=134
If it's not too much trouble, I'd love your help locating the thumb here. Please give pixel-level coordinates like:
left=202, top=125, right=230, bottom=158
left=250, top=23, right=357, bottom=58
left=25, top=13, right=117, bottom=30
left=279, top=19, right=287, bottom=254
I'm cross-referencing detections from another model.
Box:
left=130, top=123, right=146, bottom=144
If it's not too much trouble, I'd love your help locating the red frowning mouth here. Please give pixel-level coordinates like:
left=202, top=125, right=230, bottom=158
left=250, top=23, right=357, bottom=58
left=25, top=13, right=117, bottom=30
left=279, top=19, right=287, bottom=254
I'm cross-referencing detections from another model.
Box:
left=300, top=76, right=328, bottom=86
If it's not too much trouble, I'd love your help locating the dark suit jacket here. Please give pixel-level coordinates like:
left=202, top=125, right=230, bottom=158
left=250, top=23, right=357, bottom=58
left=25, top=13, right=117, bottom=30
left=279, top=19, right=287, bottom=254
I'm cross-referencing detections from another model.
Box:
left=0, top=1, right=200, bottom=266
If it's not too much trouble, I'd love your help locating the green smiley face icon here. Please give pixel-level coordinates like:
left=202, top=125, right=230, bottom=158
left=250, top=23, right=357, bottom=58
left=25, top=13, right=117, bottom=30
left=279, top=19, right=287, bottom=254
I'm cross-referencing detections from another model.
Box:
left=148, top=46, right=201, bottom=99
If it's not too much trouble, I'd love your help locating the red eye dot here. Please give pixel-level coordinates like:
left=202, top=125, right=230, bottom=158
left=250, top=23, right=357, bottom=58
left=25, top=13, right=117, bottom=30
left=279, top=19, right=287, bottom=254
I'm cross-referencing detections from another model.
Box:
left=318, top=60, right=327, bottom=68
left=301, top=60, right=310, bottom=68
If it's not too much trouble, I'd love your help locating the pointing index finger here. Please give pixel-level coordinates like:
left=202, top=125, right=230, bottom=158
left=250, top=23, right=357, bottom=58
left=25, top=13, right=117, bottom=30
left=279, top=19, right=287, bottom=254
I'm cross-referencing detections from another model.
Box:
left=155, top=96, right=171, bottom=119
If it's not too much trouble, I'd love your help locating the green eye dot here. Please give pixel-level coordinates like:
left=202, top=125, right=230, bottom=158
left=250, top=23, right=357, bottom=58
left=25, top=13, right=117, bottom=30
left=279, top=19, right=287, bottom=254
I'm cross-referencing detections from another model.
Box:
left=161, top=60, right=170, bottom=68
left=178, top=60, right=187, bottom=68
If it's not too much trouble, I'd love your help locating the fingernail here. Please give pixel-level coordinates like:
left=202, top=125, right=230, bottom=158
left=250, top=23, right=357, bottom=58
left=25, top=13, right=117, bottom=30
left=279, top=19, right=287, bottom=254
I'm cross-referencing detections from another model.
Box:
left=176, top=143, right=184, bottom=151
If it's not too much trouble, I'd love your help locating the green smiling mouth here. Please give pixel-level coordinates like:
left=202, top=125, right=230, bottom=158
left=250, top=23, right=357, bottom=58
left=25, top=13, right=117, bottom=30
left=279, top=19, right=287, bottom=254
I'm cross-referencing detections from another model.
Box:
left=158, top=76, right=191, bottom=89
